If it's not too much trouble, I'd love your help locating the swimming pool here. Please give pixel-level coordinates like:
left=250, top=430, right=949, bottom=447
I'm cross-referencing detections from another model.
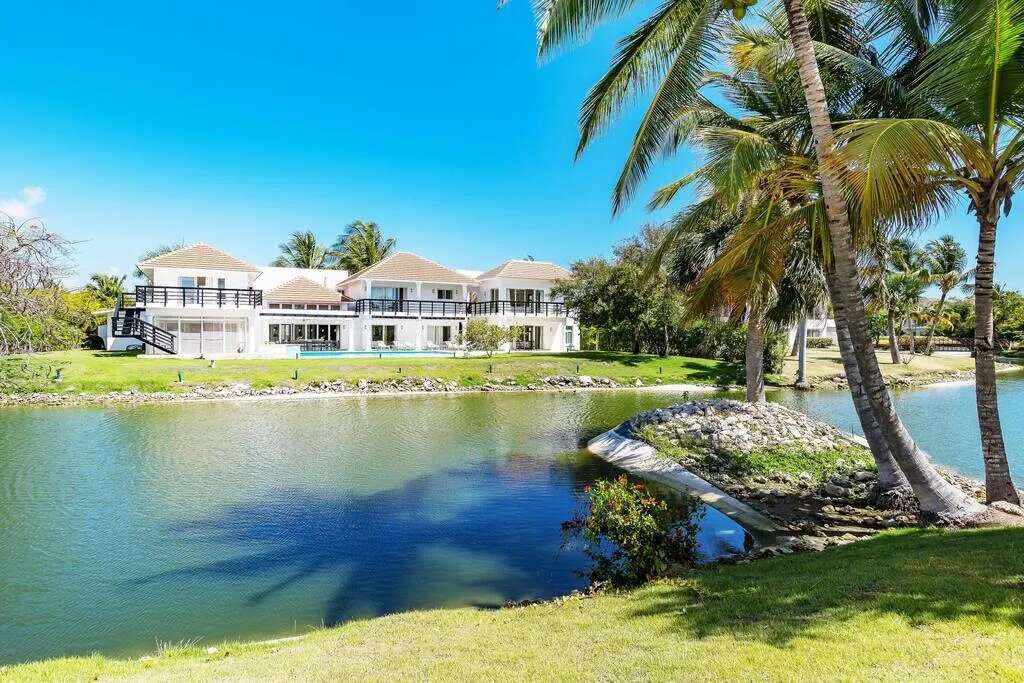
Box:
left=300, top=350, right=455, bottom=358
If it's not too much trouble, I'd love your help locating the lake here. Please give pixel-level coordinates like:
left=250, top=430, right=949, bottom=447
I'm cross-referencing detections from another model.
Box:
left=769, top=370, right=1024, bottom=482
left=3, top=375, right=1020, bottom=666
left=0, top=390, right=748, bottom=665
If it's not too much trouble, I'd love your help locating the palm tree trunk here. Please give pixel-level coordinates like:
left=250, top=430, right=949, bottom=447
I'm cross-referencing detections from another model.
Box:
left=974, top=210, right=1019, bottom=504
left=924, top=290, right=948, bottom=356
left=781, top=0, right=984, bottom=521
left=907, top=318, right=915, bottom=356
left=887, top=310, right=901, bottom=364
left=745, top=307, right=766, bottom=402
left=826, top=268, right=911, bottom=498
left=796, top=317, right=808, bottom=387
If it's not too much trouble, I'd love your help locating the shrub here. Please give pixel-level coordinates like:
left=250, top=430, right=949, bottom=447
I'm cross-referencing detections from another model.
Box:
left=561, top=475, right=703, bottom=588
left=762, top=330, right=787, bottom=374
left=807, top=337, right=833, bottom=348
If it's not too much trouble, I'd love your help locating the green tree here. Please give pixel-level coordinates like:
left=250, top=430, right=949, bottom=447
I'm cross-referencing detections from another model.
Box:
left=922, top=235, right=970, bottom=355
left=527, top=0, right=986, bottom=519
left=828, top=0, right=1023, bottom=504
left=458, top=319, right=515, bottom=357
left=84, top=273, right=126, bottom=307
left=270, top=230, right=331, bottom=269
left=332, top=220, right=396, bottom=273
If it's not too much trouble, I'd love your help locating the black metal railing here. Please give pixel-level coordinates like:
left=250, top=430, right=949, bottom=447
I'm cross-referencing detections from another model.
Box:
left=300, top=340, right=341, bottom=351
left=136, top=285, right=262, bottom=308
left=111, top=307, right=177, bottom=354
left=354, top=299, right=469, bottom=317
left=467, top=300, right=566, bottom=317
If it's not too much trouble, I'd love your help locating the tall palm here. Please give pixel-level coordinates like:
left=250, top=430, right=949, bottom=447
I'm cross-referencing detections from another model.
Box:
left=530, top=0, right=983, bottom=517
left=85, top=273, right=126, bottom=306
left=332, top=220, right=396, bottom=273
left=829, top=0, right=1023, bottom=504
left=922, top=235, right=969, bottom=355
left=270, top=231, right=331, bottom=269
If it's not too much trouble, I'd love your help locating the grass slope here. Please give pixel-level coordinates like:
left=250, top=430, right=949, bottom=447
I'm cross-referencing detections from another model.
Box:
left=781, top=348, right=974, bottom=383
left=5, top=527, right=1023, bottom=681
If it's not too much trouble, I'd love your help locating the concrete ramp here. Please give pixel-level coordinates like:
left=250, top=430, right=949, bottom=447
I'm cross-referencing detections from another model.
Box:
left=587, top=424, right=782, bottom=536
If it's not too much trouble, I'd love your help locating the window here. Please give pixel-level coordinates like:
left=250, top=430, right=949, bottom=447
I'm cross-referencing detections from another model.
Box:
left=269, top=303, right=280, bottom=309
left=294, top=324, right=305, bottom=341
left=196, top=276, right=207, bottom=287
left=269, top=324, right=280, bottom=343
left=565, top=326, right=574, bottom=349
left=372, top=325, right=396, bottom=344
left=437, top=289, right=454, bottom=300
left=217, top=277, right=226, bottom=289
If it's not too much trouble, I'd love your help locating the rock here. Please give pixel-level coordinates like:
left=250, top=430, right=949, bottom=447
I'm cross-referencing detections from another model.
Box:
left=578, top=375, right=594, bottom=386
left=205, top=647, right=219, bottom=655
left=798, top=472, right=813, bottom=483
left=823, top=483, right=849, bottom=498
left=820, top=504, right=836, bottom=514
left=633, top=378, right=643, bottom=387
left=990, top=501, right=1024, bottom=517
left=829, top=474, right=853, bottom=488
left=357, top=379, right=369, bottom=390
left=852, top=471, right=876, bottom=483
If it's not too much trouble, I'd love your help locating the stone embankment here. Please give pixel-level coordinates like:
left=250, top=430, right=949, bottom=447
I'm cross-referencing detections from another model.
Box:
left=629, top=400, right=942, bottom=551
left=0, top=374, right=664, bottom=407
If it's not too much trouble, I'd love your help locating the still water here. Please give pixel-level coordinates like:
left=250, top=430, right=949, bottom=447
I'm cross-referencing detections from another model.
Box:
left=769, top=370, right=1024, bottom=482
left=0, top=390, right=749, bottom=665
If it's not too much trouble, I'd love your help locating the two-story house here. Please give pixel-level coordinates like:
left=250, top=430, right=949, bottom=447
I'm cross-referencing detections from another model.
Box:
left=103, top=243, right=578, bottom=356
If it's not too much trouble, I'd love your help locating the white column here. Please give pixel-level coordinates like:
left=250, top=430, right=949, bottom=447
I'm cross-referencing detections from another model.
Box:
left=364, top=322, right=372, bottom=350
left=348, top=324, right=355, bottom=351
left=415, top=323, right=423, bottom=350
left=555, top=321, right=566, bottom=352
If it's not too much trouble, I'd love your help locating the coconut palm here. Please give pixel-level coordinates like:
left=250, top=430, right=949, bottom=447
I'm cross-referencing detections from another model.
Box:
left=84, top=273, right=126, bottom=306
left=828, top=0, right=1023, bottom=504
left=922, top=235, right=970, bottom=355
left=270, top=231, right=332, bottom=269
left=332, top=221, right=397, bottom=273
left=528, top=0, right=988, bottom=519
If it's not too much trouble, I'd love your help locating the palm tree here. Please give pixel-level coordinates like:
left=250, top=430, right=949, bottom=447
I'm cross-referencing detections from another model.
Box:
left=530, top=0, right=984, bottom=520
left=270, top=231, right=331, bottom=269
left=922, top=235, right=969, bottom=355
left=85, top=273, right=126, bottom=306
left=332, top=221, right=396, bottom=273
left=828, top=0, right=1022, bottom=504
left=134, top=242, right=186, bottom=281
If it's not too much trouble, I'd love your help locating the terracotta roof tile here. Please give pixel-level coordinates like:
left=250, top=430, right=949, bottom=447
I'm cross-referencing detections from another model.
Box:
left=266, top=276, right=348, bottom=304
left=338, top=252, right=477, bottom=287
left=477, top=260, right=571, bottom=281
left=137, top=243, right=260, bottom=272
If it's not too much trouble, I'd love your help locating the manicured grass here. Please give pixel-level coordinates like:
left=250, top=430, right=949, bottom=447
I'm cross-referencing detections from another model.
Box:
left=781, top=347, right=975, bottom=383
left=0, top=350, right=745, bottom=395
left=5, top=527, right=1023, bottom=681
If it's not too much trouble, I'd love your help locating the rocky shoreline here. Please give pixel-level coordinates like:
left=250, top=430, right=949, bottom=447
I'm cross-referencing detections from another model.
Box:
left=0, top=374, right=705, bottom=407
left=629, top=399, right=1011, bottom=558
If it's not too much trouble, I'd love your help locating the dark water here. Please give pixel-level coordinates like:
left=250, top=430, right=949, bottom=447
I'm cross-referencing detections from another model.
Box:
left=768, top=370, right=1024, bottom=482
left=0, top=390, right=750, bottom=665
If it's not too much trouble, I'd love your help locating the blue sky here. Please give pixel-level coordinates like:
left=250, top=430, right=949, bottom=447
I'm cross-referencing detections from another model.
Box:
left=1, top=1, right=1020, bottom=290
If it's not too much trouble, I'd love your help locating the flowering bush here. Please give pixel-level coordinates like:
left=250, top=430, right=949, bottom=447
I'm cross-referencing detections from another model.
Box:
left=562, top=475, right=703, bottom=588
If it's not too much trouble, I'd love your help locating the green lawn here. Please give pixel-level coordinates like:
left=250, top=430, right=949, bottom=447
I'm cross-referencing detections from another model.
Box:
left=0, top=350, right=745, bottom=395
left=0, top=348, right=981, bottom=396
left=781, top=347, right=975, bottom=383
left=5, top=527, right=1023, bottom=681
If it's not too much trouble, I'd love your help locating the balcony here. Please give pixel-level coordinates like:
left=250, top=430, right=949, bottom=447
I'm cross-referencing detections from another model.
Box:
left=467, top=300, right=566, bottom=317
left=135, top=285, right=263, bottom=308
left=354, top=299, right=469, bottom=318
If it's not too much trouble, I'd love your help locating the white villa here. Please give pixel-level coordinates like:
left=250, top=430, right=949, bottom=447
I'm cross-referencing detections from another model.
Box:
left=101, top=243, right=579, bottom=357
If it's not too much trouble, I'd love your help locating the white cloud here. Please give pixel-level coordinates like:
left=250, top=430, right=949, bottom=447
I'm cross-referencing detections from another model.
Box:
left=0, top=186, right=46, bottom=222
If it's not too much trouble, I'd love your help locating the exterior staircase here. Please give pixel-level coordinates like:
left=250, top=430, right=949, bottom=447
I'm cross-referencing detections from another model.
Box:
left=112, top=292, right=177, bottom=354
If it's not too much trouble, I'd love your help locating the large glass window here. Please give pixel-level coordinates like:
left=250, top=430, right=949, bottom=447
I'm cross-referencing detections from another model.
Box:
left=372, top=325, right=396, bottom=344
left=437, top=289, right=453, bottom=300
left=269, top=324, right=280, bottom=343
